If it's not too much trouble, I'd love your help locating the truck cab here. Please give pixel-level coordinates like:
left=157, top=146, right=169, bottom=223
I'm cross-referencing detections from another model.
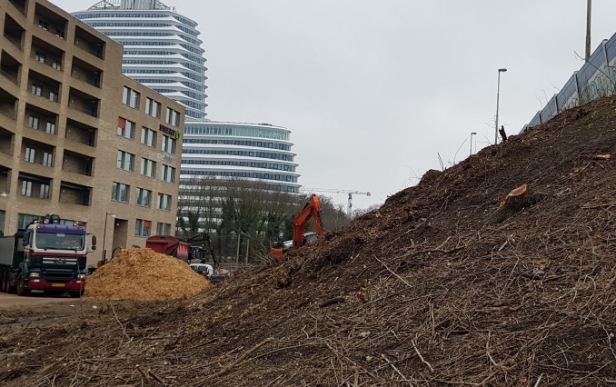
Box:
left=0, top=214, right=96, bottom=297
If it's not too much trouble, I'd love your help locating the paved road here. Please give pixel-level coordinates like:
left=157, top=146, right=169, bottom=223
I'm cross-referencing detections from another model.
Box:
left=0, top=292, right=76, bottom=309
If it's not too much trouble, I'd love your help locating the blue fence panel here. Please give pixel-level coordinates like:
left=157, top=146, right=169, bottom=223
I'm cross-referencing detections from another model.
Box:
left=528, top=111, right=542, bottom=127
left=556, top=75, right=578, bottom=111
left=589, top=44, right=606, bottom=71
left=540, top=96, right=558, bottom=123
left=605, top=33, right=616, bottom=62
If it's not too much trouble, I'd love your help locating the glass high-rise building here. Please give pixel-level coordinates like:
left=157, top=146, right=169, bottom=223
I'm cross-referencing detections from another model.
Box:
left=73, top=0, right=299, bottom=192
left=73, top=0, right=207, bottom=121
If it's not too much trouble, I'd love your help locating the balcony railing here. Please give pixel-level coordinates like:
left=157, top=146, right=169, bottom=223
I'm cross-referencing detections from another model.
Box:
left=0, top=107, right=16, bottom=120
left=9, top=0, right=26, bottom=14
left=3, top=34, right=22, bottom=51
left=33, top=56, right=62, bottom=71
left=31, top=89, right=59, bottom=102
left=69, top=104, right=98, bottom=118
left=76, top=44, right=103, bottom=59
left=0, top=69, right=18, bottom=84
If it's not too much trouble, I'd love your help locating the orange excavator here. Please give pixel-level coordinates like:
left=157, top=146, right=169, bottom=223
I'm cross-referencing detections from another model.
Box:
left=272, top=194, right=325, bottom=257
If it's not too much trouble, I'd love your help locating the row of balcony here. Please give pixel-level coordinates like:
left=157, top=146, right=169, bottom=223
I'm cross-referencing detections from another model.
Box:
left=4, top=2, right=106, bottom=61
left=0, top=82, right=101, bottom=124
left=1, top=45, right=102, bottom=90
left=0, top=167, right=91, bottom=206
left=0, top=131, right=94, bottom=179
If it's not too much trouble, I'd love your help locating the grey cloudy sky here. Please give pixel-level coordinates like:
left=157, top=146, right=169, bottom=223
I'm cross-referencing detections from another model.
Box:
left=51, top=0, right=614, bottom=211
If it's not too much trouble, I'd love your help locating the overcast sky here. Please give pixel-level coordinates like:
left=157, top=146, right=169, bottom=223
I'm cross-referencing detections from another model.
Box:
left=51, top=0, right=614, bottom=212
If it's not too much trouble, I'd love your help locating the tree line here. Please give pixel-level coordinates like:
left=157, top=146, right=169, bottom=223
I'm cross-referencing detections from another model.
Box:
left=176, top=177, right=353, bottom=263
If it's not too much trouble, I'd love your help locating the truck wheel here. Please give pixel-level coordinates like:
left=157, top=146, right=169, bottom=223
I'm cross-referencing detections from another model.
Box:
left=16, top=279, right=30, bottom=297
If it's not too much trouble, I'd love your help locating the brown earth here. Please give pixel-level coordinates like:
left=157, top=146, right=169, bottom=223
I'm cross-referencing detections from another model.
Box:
left=1, top=96, right=616, bottom=386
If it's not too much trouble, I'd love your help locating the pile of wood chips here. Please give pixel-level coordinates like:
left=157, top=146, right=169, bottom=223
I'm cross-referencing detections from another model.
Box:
left=84, top=248, right=211, bottom=300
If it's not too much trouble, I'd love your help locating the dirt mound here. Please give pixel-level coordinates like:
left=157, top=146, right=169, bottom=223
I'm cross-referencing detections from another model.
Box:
left=2, top=96, right=616, bottom=386
left=84, top=248, right=211, bottom=300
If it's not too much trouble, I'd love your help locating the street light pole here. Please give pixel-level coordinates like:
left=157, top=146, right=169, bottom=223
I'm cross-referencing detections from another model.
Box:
left=102, top=212, right=115, bottom=264
left=494, top=68, right=507, bottom=145
left=470, top=132, right=477, bottom=155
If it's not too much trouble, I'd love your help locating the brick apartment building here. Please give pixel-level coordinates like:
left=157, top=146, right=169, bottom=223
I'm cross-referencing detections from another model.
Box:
left=0, top=0, right=185, bottom=266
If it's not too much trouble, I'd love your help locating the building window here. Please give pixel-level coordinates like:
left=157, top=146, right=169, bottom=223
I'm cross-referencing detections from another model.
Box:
left=161, top=136, right=176, bottom=154
left=42, top=152, right=53, bottom=167
left=28, top=116, right=40, bottom=129
left=25, top=148, right=36, bottom=163
left=161, top=165, right=175, bottom=183
left=111, top=182, right=130, bottom=202
left=40, top=183, right=50, bottom=199
left=157, top=193, right=171, bottom=211
left=35, top=52, right=46, bottom=63
left=145, top=97, right=161, bottom=118
left=140, top=158, right=156, bottom=177
left=22, top=180, right=33, bottom=197
left=165, top=107, right=180, bottom=126
left=49, top=91, right=58, bottom=102
left=45, top=121, right=56, bottom=134
left=117, top=117, right=135, bottom=139
left=117, top=151, right=134, bottom=172
left=141, top=127, right=156, bottom=147
left=122, top=86, right=140, bottom=108
left=135, top=219, right=151, bottom=237
left=31, top=85, right=42, bottom=96
left=157, top=222, right=171, bottom=236
left=136, top=188, right=151, bottom=207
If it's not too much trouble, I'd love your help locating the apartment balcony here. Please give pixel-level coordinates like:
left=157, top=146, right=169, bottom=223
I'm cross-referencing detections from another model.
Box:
left=0, top=166, right=10, bottom=197
left=0, top=127, right=12, bottom=168
left=3, top=14, right=25, bottom=53
left=71, top=57, right=102, bottom=93
left=65, top=118, right=97, bottom=150
left=27, top=70, right=62, bottom=109
left=0, top=51, right=21, bottom=90
left=59, top=181, right=91, bottom=206
left=68, top=88, right=100, bottom=125
left=24, top=104, right=58, bottom=140
left=9, top=0, right=27, bottom=15
left=20, top=138, right=56, bottom=175
left=34, top=2, right=68, bottom=43
left=17, top=172, right=52, bottom=201
left=74, top=26, right=105, bottom=61
left=31, top=36, right=64, bottom=74
left=62, top=150, right=94, bottom=177
left=0, top=89, right=18, bottom=129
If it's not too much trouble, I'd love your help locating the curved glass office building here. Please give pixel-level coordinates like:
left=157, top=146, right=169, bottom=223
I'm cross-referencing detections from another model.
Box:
left=73, top=0, right=300, bottom=193
left=72, top=0, right=207, bottom=121
left=182, top=122, right=300, bottom=193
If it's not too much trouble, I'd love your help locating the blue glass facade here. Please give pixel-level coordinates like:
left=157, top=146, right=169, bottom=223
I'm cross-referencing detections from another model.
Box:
left=73, top=0, right=208, bottom=120
left=74, top=1, right=300, bottom=193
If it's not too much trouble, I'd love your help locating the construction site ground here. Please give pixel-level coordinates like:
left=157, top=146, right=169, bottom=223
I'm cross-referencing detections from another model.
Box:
left=2, top=96, right=616, bottom=386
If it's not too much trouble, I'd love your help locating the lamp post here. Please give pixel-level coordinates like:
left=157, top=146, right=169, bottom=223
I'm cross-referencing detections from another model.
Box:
left=494, top=68, right=507, bottom=145
left=470, top=132, right=477, bottom=155
left=102, top=212, right=115, bottom=263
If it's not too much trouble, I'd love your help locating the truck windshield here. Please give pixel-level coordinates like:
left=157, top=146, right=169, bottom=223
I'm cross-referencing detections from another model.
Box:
left=36, top=232, right=85, bottom=251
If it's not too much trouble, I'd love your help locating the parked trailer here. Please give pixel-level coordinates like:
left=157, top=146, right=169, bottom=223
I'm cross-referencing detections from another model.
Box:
left=0, top=214, right=96, bottom=297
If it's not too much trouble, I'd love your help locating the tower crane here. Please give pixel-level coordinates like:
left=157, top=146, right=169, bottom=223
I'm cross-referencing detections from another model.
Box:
left=299, top=188, right=371, bottom=218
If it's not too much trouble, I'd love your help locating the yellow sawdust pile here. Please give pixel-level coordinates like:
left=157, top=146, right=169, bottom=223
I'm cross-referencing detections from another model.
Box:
left=84, top=248, right=211, bottom=300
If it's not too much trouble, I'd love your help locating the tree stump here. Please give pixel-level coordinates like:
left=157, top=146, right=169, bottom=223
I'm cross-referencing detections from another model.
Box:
left=488, top=184, right=535, bottom=224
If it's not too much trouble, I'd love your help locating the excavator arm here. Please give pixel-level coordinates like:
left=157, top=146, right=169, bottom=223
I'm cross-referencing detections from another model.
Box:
left=293, top=194, right=325, bottom=248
